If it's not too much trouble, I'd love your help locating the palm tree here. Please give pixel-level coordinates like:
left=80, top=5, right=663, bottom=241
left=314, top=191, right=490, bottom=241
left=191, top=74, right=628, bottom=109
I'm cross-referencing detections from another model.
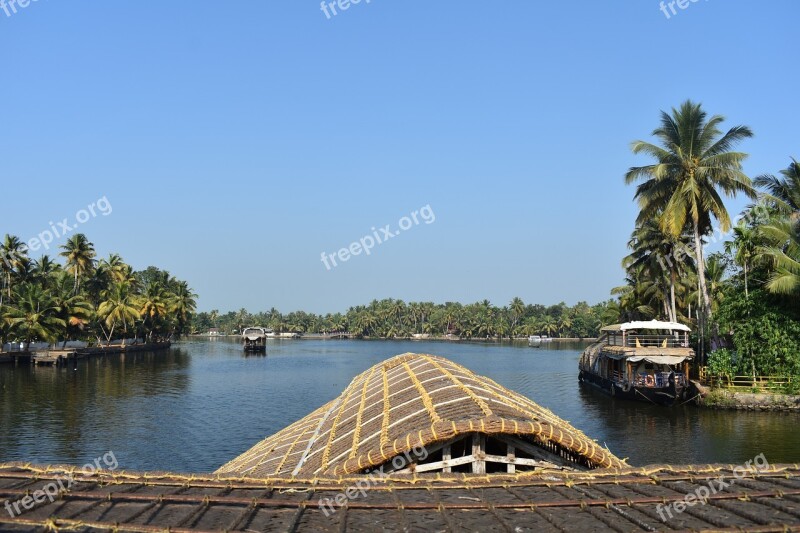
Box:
left=758, top=219, right=800, bottom=296
left=625, top=100, right=756, bottom=329
left=624, top=220, right=690, bottom=322
left=724, top=221, right=759, bottom=298
left=510, top=297, right=525, bottom=333
left=97, top=282, right=141, bottom=343
left=31, top=255, right=60, bottom=290
left=3, top=283, right=66, bottom=349
left=137, top=283, right=169, bottom=340
left=755, top=158, right=800, bottom=219
left=51, top=271, right=93, bottom=345
left=169, top=279, right=197, bottom=337
left=0, top=234, right=27, bottom=305
left=60, top=234, right=96, bottom=294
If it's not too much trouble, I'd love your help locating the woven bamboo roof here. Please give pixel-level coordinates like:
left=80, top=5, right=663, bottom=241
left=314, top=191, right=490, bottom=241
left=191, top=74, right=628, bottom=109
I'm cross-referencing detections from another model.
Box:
left=2, top=462, right=800, bottom=531
left=215, top=353, right=624, bottom=479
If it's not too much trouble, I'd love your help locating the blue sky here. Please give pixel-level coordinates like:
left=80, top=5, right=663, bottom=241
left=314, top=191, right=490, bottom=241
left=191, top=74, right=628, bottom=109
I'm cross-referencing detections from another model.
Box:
left=1, top=1, right=797, bottom=314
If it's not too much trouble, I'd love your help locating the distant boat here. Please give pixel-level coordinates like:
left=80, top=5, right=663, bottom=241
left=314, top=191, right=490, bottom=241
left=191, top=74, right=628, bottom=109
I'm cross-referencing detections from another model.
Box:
left=241, top=327, right=269, bottom=352
left=578, top=320, right=694, bottom=406
left=528, top=335, right=552, bottom=346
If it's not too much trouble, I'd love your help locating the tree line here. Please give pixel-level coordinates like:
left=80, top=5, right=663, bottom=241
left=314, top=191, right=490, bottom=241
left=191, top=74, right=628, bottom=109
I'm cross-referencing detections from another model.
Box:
left=0, top=233, right=197, bottom=349
left=619, top=100, right=799, bottom=375
left=192, top=298, right=619, bottom=340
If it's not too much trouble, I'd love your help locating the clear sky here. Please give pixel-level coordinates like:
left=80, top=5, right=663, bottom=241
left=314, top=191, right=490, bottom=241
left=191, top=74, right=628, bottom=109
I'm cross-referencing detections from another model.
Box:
left=1, top=1, right=797, bottom=314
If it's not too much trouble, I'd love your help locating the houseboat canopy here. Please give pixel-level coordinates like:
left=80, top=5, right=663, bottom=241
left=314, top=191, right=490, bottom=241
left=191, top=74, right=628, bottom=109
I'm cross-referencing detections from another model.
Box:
left=601, top=320, right=691, bottom=332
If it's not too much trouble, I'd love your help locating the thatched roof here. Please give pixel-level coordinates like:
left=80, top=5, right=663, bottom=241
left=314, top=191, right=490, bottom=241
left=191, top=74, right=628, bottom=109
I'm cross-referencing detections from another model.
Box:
left=216, top=353, right=624, bottom=479
left=2, top=462, right=799, bottom=532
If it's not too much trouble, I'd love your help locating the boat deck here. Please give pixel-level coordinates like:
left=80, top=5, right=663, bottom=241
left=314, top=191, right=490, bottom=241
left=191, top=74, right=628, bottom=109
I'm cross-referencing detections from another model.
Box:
left=2, top=463, right=800, bottom=531
left=602, top=345, right=695, bottom=357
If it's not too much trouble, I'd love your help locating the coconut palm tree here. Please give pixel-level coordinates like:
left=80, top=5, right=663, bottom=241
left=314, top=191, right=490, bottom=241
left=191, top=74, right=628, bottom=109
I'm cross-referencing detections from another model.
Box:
left=169, top=279, right=197, bottom=337
left=3, top=283, right=66, bottom=349
left=60, top=234, right=96, bottom=294
left=51, top=271, right=93, bottom=345
left=31, top=255, right=60, bottom=290
left=755, top=158, right=800, bottom=219
left=624, top=220, right=691, bottom=322
left=0, top=234, right=27, bottom=305
left=625, top=100, right=756, bottom=329
left=97, top=282, right=141, bottom=343
left=758, top=219, right=800, bottom=296
left=724, top=221, right=760, bottom=298
left=510, top=297, right=525, bottom=333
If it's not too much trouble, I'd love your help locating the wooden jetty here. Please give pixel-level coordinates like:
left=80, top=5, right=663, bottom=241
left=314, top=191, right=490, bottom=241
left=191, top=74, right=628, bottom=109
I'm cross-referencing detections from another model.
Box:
left=1, top=342, right=171, bottom=367
left=31, top=350, right=76, bottom=366
left=2, top=353, right=800, bottom=531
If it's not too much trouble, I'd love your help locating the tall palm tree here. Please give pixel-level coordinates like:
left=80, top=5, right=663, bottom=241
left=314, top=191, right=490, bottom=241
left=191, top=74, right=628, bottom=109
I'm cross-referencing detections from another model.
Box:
left=137, top=283, right=168, bottom=340
left=624, top=220, right=691, bottom=322
left=510, top=297, right=525, bottom=332
left=3, top=283, right=66, bottom=349
left=625, top=100, right=756, bottom=329
left=169, top=279, right=197, bottom=336
left=51, top=271, right=93, bottom=345
left=758, top=219, right=800, bottom=296
left=755, top=158, right=800, bottom=219
left=0, top=234, right=27, bottom=305
left=60, top=234, right=96, bottom=294
left=97, top=282, right=141, bottom=343
left=724, top=221, right=759, bottom=298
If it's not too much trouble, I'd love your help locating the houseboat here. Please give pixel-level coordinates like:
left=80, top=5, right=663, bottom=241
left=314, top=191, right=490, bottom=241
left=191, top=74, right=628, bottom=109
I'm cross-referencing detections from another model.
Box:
left=578, top=320, right=693, bottom=406
left=241, top=327, right=269, bottom=352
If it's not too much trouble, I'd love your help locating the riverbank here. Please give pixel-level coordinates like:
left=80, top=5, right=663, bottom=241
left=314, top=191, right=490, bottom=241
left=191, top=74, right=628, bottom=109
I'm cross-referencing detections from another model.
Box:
left=190, top=334, right=596, bottom=342
left=698, top=386, right=800, bottom=411
left=0, top=342, right=172, bottom=365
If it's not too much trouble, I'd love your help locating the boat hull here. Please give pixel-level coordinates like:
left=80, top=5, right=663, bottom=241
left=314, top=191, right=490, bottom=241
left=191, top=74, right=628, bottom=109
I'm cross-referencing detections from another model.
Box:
left=578, top=369, right=686, bottom=406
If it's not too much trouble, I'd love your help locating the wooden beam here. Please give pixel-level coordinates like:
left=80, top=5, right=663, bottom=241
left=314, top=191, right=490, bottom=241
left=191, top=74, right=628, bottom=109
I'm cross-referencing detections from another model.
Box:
left=396, top=455, right=475, bottom=474
left=483, top=454, right=551, bottom=468
left=507, top=443, right=515, bottom=474
left=494, top=435, right=584, bottom=471
left=442, top=444, right=451, bottom=473
left=472, top=434, right=485, bottom=474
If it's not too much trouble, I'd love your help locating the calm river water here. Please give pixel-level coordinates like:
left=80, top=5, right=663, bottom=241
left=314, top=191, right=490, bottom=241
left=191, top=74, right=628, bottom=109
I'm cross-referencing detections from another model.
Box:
left=1, top=339, right=798, bottom=473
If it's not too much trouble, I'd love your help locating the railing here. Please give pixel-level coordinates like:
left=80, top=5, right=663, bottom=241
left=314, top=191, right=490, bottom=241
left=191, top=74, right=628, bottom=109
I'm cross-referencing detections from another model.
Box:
left=611, top=371, right=686, bottom=388
left=604, top=335, right=687, bottom=348
left=632, top=372, right=686, bottom=388
left=699, top=367, right=795, bottom=391
left=626, top=335, right=685, bottom=348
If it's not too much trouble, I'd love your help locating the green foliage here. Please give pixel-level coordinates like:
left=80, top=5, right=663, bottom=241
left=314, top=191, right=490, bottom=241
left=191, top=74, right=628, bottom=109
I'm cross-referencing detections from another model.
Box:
left=716, top=289, right=800, bottom=376
left=1, top=233, right=197, bottom=347
left=192, top=298, right=620, bottom=339
left=707, top=348, right=736, bottom=377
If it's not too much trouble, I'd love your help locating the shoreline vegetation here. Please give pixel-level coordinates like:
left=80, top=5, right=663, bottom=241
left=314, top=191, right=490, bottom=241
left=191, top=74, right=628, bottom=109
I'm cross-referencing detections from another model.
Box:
left=619, top=99, right=799, bottom=399
left=191, top=298, right=618, bottom=341
left=0, top=234, right=197, bottom=354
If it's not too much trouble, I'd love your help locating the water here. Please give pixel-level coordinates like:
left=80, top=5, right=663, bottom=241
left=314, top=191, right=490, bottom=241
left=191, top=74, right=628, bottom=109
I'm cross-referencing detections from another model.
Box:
left=1, top=339, right=798, bottom=473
